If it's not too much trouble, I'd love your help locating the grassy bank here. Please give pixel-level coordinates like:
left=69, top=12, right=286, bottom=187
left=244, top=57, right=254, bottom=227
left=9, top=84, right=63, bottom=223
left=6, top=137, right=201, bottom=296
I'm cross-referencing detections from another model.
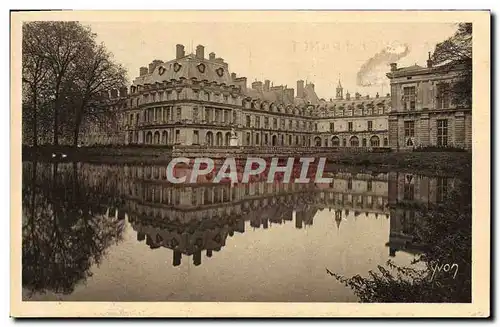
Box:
left=22, top=145, right=471, bottom=176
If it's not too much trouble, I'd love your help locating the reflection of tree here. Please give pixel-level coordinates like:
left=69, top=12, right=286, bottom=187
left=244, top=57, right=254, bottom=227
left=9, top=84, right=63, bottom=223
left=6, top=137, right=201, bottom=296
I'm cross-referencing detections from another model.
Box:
left=328, top=177, right=471, bottom=303
left=22, top=161, right=125, bottom=297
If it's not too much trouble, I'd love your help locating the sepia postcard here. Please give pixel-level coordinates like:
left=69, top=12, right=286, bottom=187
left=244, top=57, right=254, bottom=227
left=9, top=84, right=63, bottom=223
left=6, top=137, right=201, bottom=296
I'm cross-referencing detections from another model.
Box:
left=10, top=10, right=491, bottom=318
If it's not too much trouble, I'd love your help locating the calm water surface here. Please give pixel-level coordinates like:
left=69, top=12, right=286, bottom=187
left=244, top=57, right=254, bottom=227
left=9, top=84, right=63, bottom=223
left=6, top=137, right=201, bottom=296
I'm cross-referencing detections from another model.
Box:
left=21, top=160, right=461, bottom=302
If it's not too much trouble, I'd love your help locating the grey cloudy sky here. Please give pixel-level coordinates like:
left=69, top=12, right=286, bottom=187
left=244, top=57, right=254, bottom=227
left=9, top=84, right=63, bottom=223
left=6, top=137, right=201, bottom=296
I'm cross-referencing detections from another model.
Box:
left=88, top=21, right=457, bottom=99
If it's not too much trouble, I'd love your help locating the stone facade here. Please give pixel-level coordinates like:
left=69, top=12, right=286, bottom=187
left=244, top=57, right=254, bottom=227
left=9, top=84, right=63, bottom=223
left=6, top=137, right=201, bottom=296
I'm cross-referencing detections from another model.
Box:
left=90, top=44, right=391, bottom=149
left=386, top=58, right=472, bottom=151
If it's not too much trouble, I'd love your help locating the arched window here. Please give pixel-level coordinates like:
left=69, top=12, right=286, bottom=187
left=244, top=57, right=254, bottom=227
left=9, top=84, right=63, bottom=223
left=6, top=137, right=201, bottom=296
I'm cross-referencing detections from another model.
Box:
left=370, top=135, right=380, bottom=147
left=205, top=131, right=214, bottom=146
left=314, top=136, right=322, bottom=147
left=146, top=131, right=153, bottom=144
left=162, top=131, right=168, bottom=144
left=272, top=135, right=277, bottom=146
left=331, top=136, right=340, bottom=147
left=350, top=136, right=359, bottom=147
left=216, top=132, right=223, bottom=146
left=225, top=132, right=231, bottom=146
left=153, top=131, right=160, bottom=144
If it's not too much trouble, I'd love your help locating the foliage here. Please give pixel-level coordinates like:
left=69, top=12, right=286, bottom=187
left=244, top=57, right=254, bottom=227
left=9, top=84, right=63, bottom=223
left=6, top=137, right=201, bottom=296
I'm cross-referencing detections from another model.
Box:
left=412, top=145, right=467, bottom=152
left=432, top=22, right=472, bottom=108
left=328, top=176, right=472, bottom=303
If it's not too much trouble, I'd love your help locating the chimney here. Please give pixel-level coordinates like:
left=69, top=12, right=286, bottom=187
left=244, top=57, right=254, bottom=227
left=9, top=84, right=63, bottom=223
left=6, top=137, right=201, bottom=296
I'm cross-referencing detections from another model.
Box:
left=119, top=87, right=128, bottom=97
left=284, top=88, right=294, bottom=100
left=234, top=77, right=247, bottom=93
left=251, top=81, right=263, bottom=92
left=346, top=91, right=350, bottom=101
left=139, top=67, right=148, bottom=76
left=176, top=44, right=185, bottom=59
left=308, top=83, right=315, bottom=92
left=390, top=63, right=398, bottom=71
left=427, top=51, right=433, bottom=68
left=209, top=52, right=216, bottom=60
left=196, top=45, right=205, bottom=59
left=376, top=92, right=379, bottom=98
left=264, top=80, right=270, bottom=92
left=149, top=59, right=164, bottom=73
left=214, top=57, right=224, bottom=64
left=297, top=80, right=305, bottom=98
left=231, top=72, right=237, bottom=80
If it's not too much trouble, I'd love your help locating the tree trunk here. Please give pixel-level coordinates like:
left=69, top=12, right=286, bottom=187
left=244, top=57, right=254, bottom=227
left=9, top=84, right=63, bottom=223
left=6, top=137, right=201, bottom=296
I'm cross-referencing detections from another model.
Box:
left=73, top=103, right=85, bottom=148
left=32, top=87, right=38, bottom=147
left=53, top=79, right=61, bottom=146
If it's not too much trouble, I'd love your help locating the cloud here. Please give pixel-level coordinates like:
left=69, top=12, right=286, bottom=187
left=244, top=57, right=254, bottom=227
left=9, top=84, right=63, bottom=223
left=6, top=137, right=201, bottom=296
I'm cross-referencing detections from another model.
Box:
left=356, top=42, right=411, bottom=87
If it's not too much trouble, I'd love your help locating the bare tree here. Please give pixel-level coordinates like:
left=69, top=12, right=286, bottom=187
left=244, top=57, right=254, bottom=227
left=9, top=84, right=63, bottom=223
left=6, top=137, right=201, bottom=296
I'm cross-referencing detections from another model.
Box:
left=71, top=43, right=127, bottom=147
left=22, top=23, right=50, bottom=147
left=27, top=22, right=95, bottom=145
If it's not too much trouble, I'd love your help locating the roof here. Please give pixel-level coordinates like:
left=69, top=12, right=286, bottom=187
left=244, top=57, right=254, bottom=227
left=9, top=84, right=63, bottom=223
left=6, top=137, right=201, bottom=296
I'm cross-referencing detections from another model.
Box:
left=133, top=54, right=232, bottom=86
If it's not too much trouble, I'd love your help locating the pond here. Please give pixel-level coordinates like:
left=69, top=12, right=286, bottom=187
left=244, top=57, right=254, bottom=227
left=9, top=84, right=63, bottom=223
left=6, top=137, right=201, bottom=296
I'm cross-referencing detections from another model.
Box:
left=20, top=160, right=470, bottom=302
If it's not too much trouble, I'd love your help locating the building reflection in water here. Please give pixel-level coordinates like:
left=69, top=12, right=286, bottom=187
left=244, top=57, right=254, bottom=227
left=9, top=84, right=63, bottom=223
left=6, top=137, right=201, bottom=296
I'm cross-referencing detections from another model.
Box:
left=23, top=161, right=459, bottom=272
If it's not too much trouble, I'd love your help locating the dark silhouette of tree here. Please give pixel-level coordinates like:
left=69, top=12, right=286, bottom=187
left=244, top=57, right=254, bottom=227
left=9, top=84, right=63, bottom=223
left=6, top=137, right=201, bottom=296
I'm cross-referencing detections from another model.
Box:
left=22, top=161, right=125, bottom=297
left=432, top=22, right=472, bottom=108
left=21, top=21, right=127, bottom=147
left=327, top=176, right=471, bottom=303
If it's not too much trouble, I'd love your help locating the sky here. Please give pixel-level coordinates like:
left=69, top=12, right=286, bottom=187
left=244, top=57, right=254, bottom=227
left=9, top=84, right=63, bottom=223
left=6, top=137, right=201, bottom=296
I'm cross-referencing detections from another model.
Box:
left=87, top=21, right=458, bottom=99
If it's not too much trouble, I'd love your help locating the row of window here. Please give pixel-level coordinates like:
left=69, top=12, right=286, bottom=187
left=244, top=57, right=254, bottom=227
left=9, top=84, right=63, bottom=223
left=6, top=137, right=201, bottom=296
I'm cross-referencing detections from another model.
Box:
left=329, top=121, right=374, bottom=132
left=404, top=119, right=449, bottom=146
left=245, top=115, right=315, bottom=131
left=402, top=83, right=451, bottom=111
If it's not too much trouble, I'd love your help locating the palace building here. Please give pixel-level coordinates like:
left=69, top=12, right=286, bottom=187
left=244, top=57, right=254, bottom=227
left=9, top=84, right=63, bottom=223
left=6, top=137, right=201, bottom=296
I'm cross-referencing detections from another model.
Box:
left=386, top=54, right=472, bottom=150
left=85, top=44, right=471, bottom=152
left=86, top=43, right=391, bottom=149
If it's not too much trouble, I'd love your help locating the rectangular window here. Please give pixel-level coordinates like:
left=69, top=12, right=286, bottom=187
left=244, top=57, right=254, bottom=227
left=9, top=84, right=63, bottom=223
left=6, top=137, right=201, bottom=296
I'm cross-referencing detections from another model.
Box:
left=176, top=107, right=181, bottom=121
left=232, top=111, right=237, bottom=124
left=368, top=121, right=373, bottom=131
left=192, top=107, right=198, bottom=122
left=347, top=179, right=352, bottom=190
left=348, top=122, right=353, bottom=132
left=403, top=86, right=416, bottom=111
left=246, top=115, right=251, bottom=127
left=330, top=122, right=334, bottom=132
left=193, top=130, right=199, bottom=144
left=265, top=117, right=269, bottom=128
left=436, top=177, right=448, bottom=202
left=289, top=120, right=292, bottom=129
left=273, top=118, right=278, bottom=129
left=314, top=123, right=318, bottom=132
left=214, top=109, right=220, bottom=123
left=436, top=83, right=451, bottom=109
left=404, top=121, right=415, bottom=137
left=295, top=121, right=299, bottom=129
left=403, top=183, right=415, bottom=200
left=223, top=110, right=229, bottom=123
left=367, top=180, right=372, bottom=192
left=175, top=130, right=180, bottom=143
left=205, top=108, right=210, bottom=122
left=256, top=116, right=261, bottom=128
left=437, top=119, right=448, bottom=146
